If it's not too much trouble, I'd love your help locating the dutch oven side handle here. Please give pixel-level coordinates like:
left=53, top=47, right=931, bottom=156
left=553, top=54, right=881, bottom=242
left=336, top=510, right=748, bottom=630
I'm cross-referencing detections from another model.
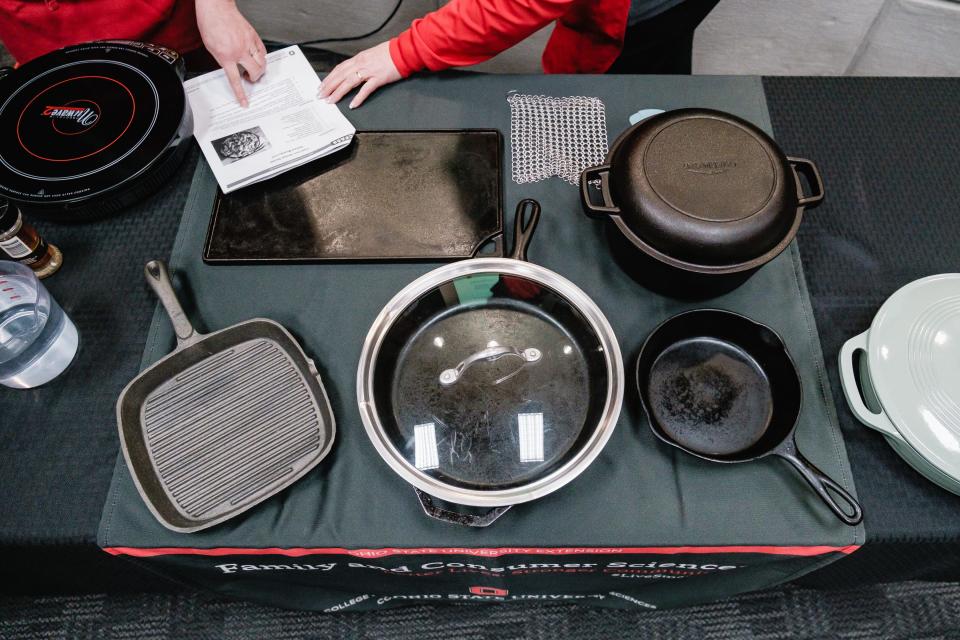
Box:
left=0, top=67, right=13, bottom=82
left=580, top=166, right=621, bottom=217
left=414, top=489, right=511, bottom=528
left=788, top=157, right=825, bottom=209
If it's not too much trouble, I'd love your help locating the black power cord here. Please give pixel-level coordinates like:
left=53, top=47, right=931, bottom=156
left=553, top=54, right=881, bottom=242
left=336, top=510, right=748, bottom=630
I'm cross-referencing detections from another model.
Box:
left=264, top=0, right=404, bottom=48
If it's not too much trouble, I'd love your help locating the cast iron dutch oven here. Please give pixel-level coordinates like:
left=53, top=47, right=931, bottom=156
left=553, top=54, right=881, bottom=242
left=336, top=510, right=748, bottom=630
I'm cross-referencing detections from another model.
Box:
left=580, top=109, right=824, bottom=297
left=357, top=200, right=624, bottom=527
left=0, top=41, right=192, bottom=219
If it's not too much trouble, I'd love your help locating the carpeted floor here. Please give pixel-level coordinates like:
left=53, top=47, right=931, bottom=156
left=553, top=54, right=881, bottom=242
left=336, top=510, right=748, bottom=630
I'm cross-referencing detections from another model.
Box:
left=3, top=582, right=960, bottom=640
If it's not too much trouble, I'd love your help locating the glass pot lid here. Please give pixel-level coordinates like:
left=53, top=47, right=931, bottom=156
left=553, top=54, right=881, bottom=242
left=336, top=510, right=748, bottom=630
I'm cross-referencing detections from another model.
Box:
left=375, top=271, right=608, bottom=490
left=358, top=259, right=624, bottom=508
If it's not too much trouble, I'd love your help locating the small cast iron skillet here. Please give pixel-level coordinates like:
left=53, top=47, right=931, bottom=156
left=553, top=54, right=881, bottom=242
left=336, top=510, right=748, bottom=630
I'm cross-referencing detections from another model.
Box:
left=636, top=309, right=862, bottom=526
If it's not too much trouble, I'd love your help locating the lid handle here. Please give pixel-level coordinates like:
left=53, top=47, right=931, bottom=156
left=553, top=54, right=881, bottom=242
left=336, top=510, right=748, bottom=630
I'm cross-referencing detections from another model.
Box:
left=580, top=165, right=620, bottom=217
left=439, top=344, right=542, bottom=386
left=509, top=199, right=541, bottom=261
left=788, top=157, right=825, bottom=208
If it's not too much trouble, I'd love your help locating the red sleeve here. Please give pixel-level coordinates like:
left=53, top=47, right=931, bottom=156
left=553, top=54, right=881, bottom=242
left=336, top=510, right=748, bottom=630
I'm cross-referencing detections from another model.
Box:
left=389, top=0, right=577, bottom=78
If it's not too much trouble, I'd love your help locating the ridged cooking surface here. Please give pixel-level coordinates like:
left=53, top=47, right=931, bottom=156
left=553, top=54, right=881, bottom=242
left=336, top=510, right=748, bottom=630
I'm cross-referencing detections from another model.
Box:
left=907, top=295, right=960, bottom=439
left=142, top=338, right=321, bottom=520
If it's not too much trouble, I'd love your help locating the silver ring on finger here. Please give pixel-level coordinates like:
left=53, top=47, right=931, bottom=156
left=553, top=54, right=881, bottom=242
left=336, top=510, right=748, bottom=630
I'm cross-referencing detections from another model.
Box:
left=355, top=70, right=364, bottom=82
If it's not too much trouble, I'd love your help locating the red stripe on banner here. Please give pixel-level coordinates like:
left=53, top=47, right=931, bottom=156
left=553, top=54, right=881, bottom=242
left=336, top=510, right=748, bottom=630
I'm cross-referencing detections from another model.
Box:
left=104, top=545, right=860, bottom=558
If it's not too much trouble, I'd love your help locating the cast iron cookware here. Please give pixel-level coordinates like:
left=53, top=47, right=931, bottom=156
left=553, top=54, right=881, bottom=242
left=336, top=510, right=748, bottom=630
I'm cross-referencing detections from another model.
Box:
left=0, top=41, right=192, bottom=219
left=637, top=309, right=862, bottom=526
left=581, top=109, right=824, bottom=297
left=117, top=261, right=335, bottom=533
left=357, top=200, right=624, bottom=527
left=203, top=130, right=504, bottom=263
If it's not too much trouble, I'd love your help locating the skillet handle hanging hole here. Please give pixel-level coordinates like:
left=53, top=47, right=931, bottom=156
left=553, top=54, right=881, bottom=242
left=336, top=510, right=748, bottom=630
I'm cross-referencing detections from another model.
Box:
left=414, top=489, right=511, bottom=527
left=838, top=332, right=901, bottom=439
left=510, top=199, right=541, bottom=262
left=144, top=260, right=197, bottom=344
left=788, top=157, right=825, bottom=209
left=779, top=448, right=863, bottom=526
left=580, top=166, right=620, bottom=217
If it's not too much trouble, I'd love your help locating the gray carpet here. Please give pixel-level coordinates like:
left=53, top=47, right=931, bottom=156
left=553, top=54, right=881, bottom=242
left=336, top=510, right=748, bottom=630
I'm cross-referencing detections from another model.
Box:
left=3, top=582, right=960, bottom=639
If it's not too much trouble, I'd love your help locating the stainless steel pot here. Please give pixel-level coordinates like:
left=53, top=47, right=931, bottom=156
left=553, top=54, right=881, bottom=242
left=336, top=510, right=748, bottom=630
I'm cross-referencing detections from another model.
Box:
left=356, top=200, right=624, bottom=526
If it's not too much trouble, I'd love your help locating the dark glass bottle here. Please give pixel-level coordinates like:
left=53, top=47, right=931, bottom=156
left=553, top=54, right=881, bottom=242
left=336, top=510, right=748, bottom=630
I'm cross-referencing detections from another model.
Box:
left=0, top=199, right=62, bottom=278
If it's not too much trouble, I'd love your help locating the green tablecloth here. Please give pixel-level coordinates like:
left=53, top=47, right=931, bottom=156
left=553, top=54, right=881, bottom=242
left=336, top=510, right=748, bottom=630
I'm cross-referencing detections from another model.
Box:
left=99, top=74, right=863, bottom=611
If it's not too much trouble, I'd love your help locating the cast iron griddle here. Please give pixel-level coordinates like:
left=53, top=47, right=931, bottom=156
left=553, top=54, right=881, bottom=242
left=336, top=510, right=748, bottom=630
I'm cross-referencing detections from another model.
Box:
left=203, top=130, right=504, bottom=262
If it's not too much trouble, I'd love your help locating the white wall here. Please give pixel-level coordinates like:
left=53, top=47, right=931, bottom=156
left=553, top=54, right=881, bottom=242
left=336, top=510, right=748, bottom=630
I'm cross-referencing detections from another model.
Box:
left=693, top=0, right=960, bottom=75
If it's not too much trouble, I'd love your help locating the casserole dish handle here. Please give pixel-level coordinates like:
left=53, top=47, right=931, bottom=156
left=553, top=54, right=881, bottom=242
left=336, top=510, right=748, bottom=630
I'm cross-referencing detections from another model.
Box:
left=580, top=166, right=621, bottom=217
left=415, top=489, right=511, bottom=527
left=787, top=157, right=825, bottom=208
left=839, top=331, right=902, bottom=440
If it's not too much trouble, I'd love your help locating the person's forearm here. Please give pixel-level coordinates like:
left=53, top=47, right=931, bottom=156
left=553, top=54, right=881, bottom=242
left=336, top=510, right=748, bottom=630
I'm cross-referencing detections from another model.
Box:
left=390, top=0, right=576, bottom=77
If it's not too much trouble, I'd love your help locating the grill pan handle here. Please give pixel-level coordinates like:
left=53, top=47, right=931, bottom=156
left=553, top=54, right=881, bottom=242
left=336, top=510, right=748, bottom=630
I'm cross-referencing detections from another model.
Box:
left=415, top=489, right=511, bottom=527
left=145, top=260, right=197, bottom=345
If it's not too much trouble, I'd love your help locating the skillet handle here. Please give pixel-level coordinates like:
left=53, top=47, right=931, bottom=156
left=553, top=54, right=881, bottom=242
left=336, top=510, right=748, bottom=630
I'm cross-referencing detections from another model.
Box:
left=415, top=489, right=511, bottom=528
left=509, top=199, right=541, bottom=262
left=788, top=157, right=825, bottom=209
left=144, top=260, right=197, bottom=344
left=777, top=444, right=863, bottom=526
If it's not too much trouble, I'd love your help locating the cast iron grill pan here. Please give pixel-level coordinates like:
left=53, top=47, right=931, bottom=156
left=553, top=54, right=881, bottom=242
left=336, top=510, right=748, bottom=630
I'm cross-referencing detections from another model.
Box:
left=116, top=261, right=335, bottom=533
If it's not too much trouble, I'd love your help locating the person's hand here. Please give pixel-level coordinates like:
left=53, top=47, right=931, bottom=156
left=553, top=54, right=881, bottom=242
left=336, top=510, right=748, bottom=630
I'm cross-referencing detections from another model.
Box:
left=317, top=41, right=401, bottom=109
left=195, top=0, right=266, bottom=107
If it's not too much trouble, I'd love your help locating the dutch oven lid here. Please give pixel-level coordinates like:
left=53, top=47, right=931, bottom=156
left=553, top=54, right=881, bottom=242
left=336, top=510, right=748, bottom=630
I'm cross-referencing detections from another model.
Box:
left=372, top=269, right=612, bottom=494
left=607, top=109, right=800, bottom=266
left=0, top=41, right=187, bottom=211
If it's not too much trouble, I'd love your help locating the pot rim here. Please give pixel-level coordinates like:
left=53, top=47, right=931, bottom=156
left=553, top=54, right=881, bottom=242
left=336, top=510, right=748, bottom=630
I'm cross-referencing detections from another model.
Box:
left=356, top=257, right=624, bottom=508
left=609, top=210, right=803, bottom=275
